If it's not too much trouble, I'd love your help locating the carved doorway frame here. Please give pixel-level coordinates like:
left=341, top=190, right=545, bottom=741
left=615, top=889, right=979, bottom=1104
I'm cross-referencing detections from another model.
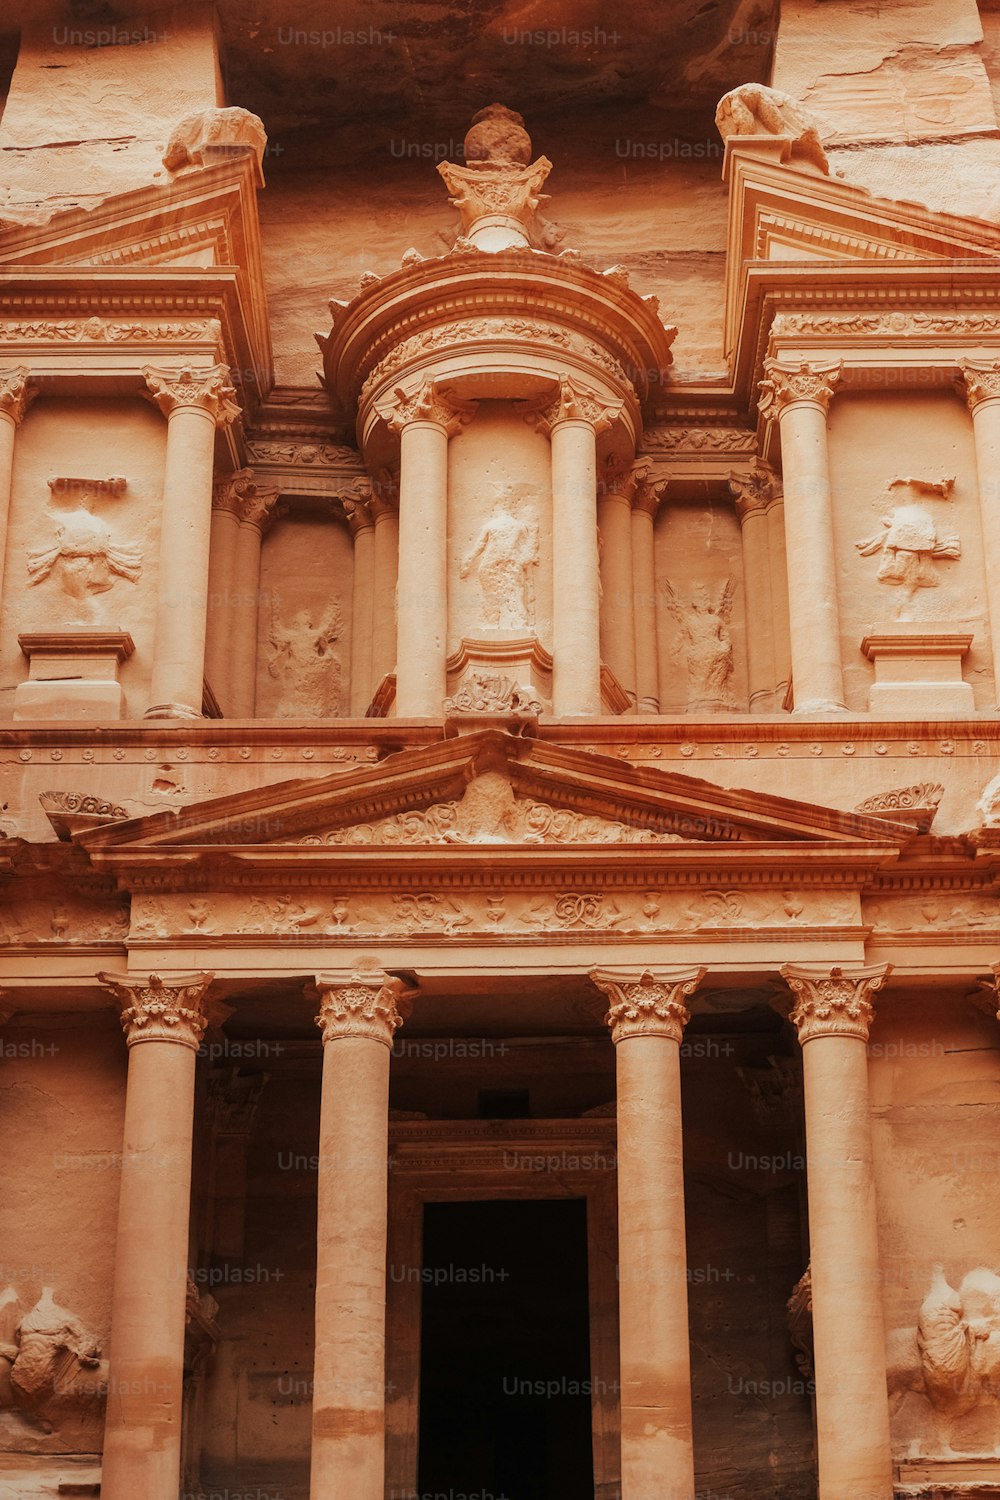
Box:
left=385, top=1117, right=620, bottom=1500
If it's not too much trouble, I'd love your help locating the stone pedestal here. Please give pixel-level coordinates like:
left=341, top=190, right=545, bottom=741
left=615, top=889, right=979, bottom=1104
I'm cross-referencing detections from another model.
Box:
left=16, top=631, right=134, bottom=720
left=861, top=627, right=974, bottom=713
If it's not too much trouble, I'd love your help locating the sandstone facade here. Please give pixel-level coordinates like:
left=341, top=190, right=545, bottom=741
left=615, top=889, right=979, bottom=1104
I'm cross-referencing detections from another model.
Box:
left=0, top=3, right=999, bottom=1499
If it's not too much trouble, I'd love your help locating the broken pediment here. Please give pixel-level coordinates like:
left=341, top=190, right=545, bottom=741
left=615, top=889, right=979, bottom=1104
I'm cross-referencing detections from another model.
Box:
left=75, top=731, right=915, bottom=871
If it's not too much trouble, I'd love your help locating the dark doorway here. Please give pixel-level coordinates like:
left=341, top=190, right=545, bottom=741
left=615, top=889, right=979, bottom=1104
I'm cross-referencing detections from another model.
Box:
left=417, top=1198, right=595, bottom=1500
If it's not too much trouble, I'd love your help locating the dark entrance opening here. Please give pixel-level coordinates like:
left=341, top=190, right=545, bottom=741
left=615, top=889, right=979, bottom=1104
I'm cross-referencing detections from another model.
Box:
left=417, top=1198, right=595, bottom=1500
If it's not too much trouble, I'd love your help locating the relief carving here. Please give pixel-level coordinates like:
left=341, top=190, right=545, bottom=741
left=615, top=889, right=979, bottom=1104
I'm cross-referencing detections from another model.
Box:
left=459, top=489, right=539, bottom=629
left=0, top=1287, right=103, bottom=1434
left=437, top=104, right=561, bottom=250
left=28, top=479, right=141, bottom=613
left=715, top=83, right=830, bottom=173
left=855, top=479, right=960, bottom=597
left=299, top=771, right=683, bottom=846
left=444, top=673, right=543, bottom=718
left=663, top=578, right=737, bottom=711
left=266, top=599, right=344, bottom=718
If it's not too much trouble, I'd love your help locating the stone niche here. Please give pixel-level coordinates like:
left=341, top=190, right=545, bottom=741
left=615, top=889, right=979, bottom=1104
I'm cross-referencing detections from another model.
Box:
left=255, top=508, right=354, bottom=718
left=828, top=390, right=993, bottom=713
left=653, top=497, right=749, bottom=713
left=1, top=396, right=165, bottom=721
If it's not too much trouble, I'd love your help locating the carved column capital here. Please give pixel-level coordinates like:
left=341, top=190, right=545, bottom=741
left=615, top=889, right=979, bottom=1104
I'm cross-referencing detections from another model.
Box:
left=523, top=375, right=622, bottom=436
left=98, top=970, right=216, bottom=1050
left=314, top=968, right=415, bottom=1048
left=780, top=963, right=892, bottom=1044
left=213, top=468, right=283, bottom=531
left=0, top=366, right=37, bottom=426
left=143, top=363, right=241, bottom=427
left=591, top=965, right=707, bottom=1044
left=376, top=379, right=476, bottom=438
left=729, top=459, right=783, bottom=520
left=337, top=476, right=375, bottom=537
left=630, top=461, right=664, bottom=517
left=958, top=360, right=1000, bottom=412
left=759, top=360, right=842, bottom=418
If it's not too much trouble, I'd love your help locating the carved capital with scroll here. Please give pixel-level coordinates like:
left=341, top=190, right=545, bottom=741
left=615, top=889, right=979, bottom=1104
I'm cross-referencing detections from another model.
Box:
left=377, top=379, right=477, bottom=438
left=780, top=963, right=892, bottom=1044
left=213, top=468, right=283, bottom=531
left=314, top=968, right=415, bottom=1048
left=591, top=965, right=707, bottom=1044
left=958, top=360, right=1000, bottom=412
left=98, top=970, right=216, bottom=1050
left=759, top=360, right=842, bottom=418
left=143, top=363, right=241, bottom=426
left=0, top=366, right=37, bottom=427
left=523, top=375, right=622, bottom=436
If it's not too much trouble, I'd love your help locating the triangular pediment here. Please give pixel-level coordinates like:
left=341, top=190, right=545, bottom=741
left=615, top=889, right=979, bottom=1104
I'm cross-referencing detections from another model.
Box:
left=75, top=732, right=914, bottom=869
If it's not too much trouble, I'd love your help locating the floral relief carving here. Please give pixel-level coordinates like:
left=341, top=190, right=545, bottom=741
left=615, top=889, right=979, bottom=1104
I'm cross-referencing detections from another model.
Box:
left=591, top=966, right=707, bottom=1044
left=663, top=577, right=737, bottom=711
left=758, top=359, right=842, bottom=416
left=213, top=469, right=283, bottom=531
left=314, top=968, right=412, bottom=1047
left=377, top=379, right=477, bottom=437
left=644, top=427, right=756, bottom=454
left=444, top=673, right=543, bottom=717
left=776, top=312, right=1000, bottom=338
left=142, top=363, right=241, bottom=426
left=98, top=970, right=215, bottom=1050
left=0, top=319, right=221, bottom=345
left=0, top=366, right=36, bottom=424
left=780, top=964, right=891, bottom=1043
left=266, top=599, right=344, bottom=718
left=522, top=375, right=622, bottom=435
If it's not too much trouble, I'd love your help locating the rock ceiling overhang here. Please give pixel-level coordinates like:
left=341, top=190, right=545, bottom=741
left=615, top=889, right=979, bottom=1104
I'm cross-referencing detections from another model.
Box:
left=75, top=732, right=912, bottom=890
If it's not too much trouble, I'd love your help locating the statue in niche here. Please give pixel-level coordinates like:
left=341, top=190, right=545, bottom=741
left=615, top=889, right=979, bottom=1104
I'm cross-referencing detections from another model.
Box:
left=855, top=478, right=960, bottom=599
left=266, top=599, right=343, bottom=717
left=663, top=577, right=737, bottom=711
left=0, top=1286, right=103, bottom=1432
left=460, top=487, right=539, bottom=630
left=27, top=482, right=142, bottom=614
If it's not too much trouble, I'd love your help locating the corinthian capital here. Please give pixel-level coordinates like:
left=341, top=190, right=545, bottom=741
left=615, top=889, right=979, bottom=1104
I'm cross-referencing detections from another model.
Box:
left=759, top=360, right=842, bottom=418
left=0, top=366, right=37, bottom=426
left=213, top=468, right=283, bottom=530
left=958, top=360, right=1000, bottom=412
left=729, top=458, right=782, bottom=520
left=98, top=970, right=215, bottom=1050
left=377, top=380, right=477, bottom=438
left=591, top=965, right=707, bottom=1044
left=523, top=375, right=622, bottom=436
left=780, top=963, right=892, bottom=1044
left=143, top=363, right=241, bottom=426
left=314, top=968, right=415, bottom=1047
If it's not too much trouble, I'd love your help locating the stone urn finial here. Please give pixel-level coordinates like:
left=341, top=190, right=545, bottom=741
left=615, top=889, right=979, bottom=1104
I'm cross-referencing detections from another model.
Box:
left=438, top=105, right=556, bottom=252
left=464, top=104, right=533, bottom=167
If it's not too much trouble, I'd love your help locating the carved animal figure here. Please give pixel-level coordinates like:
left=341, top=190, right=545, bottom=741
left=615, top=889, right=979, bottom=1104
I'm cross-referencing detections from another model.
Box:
left=715, top=83, right=830, bottom=173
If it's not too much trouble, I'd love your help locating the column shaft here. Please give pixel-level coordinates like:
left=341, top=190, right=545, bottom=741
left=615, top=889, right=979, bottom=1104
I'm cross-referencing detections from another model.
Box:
left=97, top=973, right=213, bottom=1500
left=228, top=519, right=265, bottom=717
left=204, top=504, right=240, bottom=708
left=311, top=971, right=410, bottom=1500
left=552, top=419, right=602, bottom=716
left=631, top=498, right=660, bottom=713
left=766, top=497, right=791, bottom=705
left=0, top=369, right=36, bottom=616
left=395, top=420, right=449, bottom=716
left=598, top=488, right=637, bottom=708
left=782, top=963, right=893, bottom=1500
left=592, top=966, right=706, bottom=1500
left=961, top=373, right=1000, bottom=707
left=349, top=518, right=376, bottom=715
left=371, top=505, right=399, bottom=696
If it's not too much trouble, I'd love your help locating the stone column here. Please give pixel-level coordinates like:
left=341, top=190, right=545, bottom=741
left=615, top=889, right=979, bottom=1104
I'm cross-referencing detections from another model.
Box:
left=369, top=474, right=400, bottom=698
left=0, top=368, right=36, bottom=613
left=378, top=382, right=475, bottom=717
left=730, top=460, right=783, bottom=711
left=780, top=963, right=893, bottom=1500
left=310, top=968, right=414, bottom=1500
left=205, top=480, right=242, bottom=705
left=591, top=965, right=707, bottom=1500
left=959, top=361, right=1000, bottom=707
left=142, top=365, right=241, bottom=719
left=758, top=361, right=845, bottom=713
left=631, top=464, right=662, bottom=714
left=597, top=463, right=638, bottom=709
left=534, top=377, right=622, bottom=717
left=228, top=474, right=282, bottom=718
left=342, top=483, right=376, bottom=715
left=96, top=971, right=215, bottom=1500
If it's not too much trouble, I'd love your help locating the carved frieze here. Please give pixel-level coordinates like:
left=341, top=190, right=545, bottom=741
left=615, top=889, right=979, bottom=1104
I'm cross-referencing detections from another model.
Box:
left=855, top=782, right=945, bottom=821
left=443, top=673, right=543, bottom=718
left=0, top=319, right=222, bottom=345
left=643, top=427, right=756, bottom=455
left=245, top=439, right=360, bottom=469
left=775, top=311, right=1000, bottom=338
